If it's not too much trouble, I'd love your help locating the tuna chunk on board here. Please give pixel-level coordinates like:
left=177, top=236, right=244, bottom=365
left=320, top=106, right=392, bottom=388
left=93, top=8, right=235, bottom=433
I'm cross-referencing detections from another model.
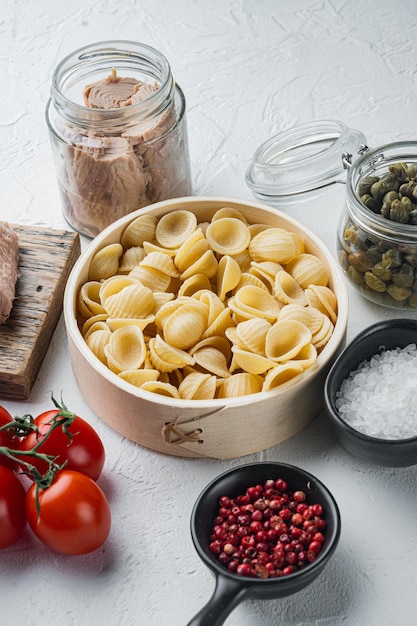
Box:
left=0, top=222, right=19, bottom=324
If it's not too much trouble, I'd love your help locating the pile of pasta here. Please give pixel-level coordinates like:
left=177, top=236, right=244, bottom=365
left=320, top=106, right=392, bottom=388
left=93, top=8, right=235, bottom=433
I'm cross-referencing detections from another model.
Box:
left=77, top=207, right=338, bottom=400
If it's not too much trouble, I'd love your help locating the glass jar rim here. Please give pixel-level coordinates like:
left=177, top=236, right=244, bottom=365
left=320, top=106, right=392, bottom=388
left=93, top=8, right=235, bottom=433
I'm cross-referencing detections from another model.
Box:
left=245, top=119, right=367, bottom=199
left=346, top=140, right=417, bottom=245
left=50, top=40, right=175, bottom=129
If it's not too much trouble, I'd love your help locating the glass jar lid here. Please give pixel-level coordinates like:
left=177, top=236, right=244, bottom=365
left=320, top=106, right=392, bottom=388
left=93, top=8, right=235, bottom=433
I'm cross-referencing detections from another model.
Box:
left=245, top=120, right=367, bottom=200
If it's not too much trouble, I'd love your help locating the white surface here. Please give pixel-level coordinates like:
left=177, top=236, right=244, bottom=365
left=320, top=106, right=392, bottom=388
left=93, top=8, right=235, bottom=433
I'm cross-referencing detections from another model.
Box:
left=1, top=1, right=417, bottom=625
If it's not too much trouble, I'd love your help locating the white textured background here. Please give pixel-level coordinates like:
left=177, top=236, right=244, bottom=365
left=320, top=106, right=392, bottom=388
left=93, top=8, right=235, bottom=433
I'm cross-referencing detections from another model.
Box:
left=1, top=1, right=417, bottom=625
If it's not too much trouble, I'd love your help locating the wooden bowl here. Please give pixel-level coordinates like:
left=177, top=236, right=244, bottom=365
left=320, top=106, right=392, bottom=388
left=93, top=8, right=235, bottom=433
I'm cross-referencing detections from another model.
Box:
left=63, top=196, right=348, bottom=459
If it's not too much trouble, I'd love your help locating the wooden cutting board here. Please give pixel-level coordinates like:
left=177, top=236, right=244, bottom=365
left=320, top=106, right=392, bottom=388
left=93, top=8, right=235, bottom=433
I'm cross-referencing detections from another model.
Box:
left=0, top=224, right=81, bottom=400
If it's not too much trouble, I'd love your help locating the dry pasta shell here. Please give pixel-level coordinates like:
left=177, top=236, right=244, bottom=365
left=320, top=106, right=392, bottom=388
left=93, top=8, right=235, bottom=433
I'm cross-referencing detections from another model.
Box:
left=176, top=239, right=210, bottom=274
left=278, top=303, right=323, bottom=335
left=139, top=251, right=180, bottom=277
left=230, top=249, right=252, bottom=273
left=286, top=254, right=329, bottom=289
left=262, top=362, right=304, bottom=390
left=217, top=255, right=242, bottom=301
left=104, top=325, right=146, bottom=373
left=88, top=243, right=123, bottom=281
left=119, top=246, right=146, bottom=272
left=178, top=274, right=212, bottom=297
left=121, top=214, right=158, bottom=248
left=118, top=369, right=160, bottom=387
left=231, top=347, right=276, bottom=375
left=249, top=261, right=284, bottom=291
left=83, top=320, right=110, bottom=341
left=104, top=283, right=155, bottom=319
left=78, top=282, right=106, bottom=318
left=152, top=292, right=175, bottom=313
left=217, top=373, right=262, bottom=398
left=192, top=290, right=225, bottom=326
left=192, top=346, right=231, bottom=378
left=312, top=315, right=334, bottom=350
left=211, top=207, right=248, bottom=223
left=265, top=320, right=312, bottom=362
left=178, top=372, right=217, bottom=400
left=291, top=342, right=318, bottom=369
left=180, top=249, right=218, bottom=281
left=155, top=210, right=197, bottom=249
left=305, top=285, right=338, bottom=324
left=148, top=335, right=195, bottom=372
left=86, top=329, right=111, bottom=363
left=174, top=228, right=206, bottom=272
left=248, top=223, right=270, bottom=238
left=233, top=285, right=281, bottom=322
left=142, top=241, right=177, bottom=257
left=163, top=302, right=209, bottom=350
left=106, top=316, right=155, bottom=331
left=205, top=218, right=251, bottom=256
left=99, top=275, right=140, bottom=305
left=233, top=273, right=270, bottom=294
left=129, top=265, right=172, bottom=292
left=249, top=228, right=299, bottom=264
left=235, top=318, right=271, bottom=355
left=82, top=313, right=108, bottom=337
left=154, top=296, right=192, bottom=329
left=202, top=306, right=234, bottom=339
left=140, top=381, right=181, bottom=398
left=225, top=326, right=242, bottom=348
left=274, top=270, right=307, bottom=306
left=190, top=335, right=232, bottom=362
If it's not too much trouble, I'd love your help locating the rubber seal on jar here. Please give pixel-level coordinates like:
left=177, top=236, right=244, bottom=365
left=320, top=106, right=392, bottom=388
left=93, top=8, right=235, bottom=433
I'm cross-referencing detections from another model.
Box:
left=245, top=120, right=367, bottom=201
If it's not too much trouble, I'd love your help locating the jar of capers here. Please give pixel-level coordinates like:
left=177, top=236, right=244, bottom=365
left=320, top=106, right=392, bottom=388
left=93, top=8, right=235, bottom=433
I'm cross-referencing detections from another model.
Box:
left=339, top=141, right=417, bottom=309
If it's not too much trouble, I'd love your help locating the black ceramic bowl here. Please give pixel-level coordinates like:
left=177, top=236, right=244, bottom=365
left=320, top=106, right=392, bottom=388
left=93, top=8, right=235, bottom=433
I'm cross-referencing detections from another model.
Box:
left=188, top=462, right=341, bottom=626
left=324, top=318, right=417, bottom=467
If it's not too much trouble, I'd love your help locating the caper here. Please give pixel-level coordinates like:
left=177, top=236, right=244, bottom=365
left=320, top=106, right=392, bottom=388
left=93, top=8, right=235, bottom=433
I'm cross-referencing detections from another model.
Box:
left=366, top=245, right=382, bottom=265
left=386, top=284, right=411, bottom=301
left=405, top=253, right=417, bottom=268
left=360, top=193, right=379, bottom=212
left=380, top=172, right=401, bottom=192
left=348, top=251, right=372, bottom=273
left=338, top=249, right=350, bottom=271
left=390, top=197, right=411, bottom=223
left=381, top=248, right=403, bottom=269
left=389, top=161, right=409, bottom=181
left=370, top=179, right=389, bottom=202
left=371, top=262, right=391, bottom=282
left=343, top=226, right=367, bottom=251
left=348, top=265, right=365, bottom=285
left=406, top=163, right=417, bottom=180
left=364, top=271, right=386, bottom=292
left=409, top=209, right=417, bottom=225
left=391, top=263, right=415, bottom=288
left=399, top=180, right=417, bottom=202
left=408, top=292, right=417, bottom=308
left=357, top=175, right=379, bottom=196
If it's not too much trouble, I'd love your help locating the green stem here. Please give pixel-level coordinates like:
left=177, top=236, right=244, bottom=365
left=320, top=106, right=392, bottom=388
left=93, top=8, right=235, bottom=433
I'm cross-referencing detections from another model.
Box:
left=0, top=394, right=76, bottom=516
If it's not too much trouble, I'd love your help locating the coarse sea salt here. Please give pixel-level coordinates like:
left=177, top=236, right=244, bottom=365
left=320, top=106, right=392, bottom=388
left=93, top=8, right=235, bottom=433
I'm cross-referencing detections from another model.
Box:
left=335, top=343, right=417, bottom=440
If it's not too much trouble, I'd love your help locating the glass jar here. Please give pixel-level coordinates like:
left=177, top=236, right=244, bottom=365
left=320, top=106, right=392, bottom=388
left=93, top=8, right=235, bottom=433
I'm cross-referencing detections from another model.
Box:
left=339, top=141, right=417, bottom=310
left=46, top=40, right=191, bottom=237
left=245, top=119, right=366, bottom=205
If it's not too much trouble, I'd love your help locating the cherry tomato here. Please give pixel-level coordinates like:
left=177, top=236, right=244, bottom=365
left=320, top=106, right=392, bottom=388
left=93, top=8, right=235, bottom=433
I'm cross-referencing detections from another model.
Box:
left=26, top=470, right=111, bottom=555
left=0, top=406, right=21, bottom=470
left=18, top=409, right=105, bottom=481
left=0, top=466, right=27, bottom=548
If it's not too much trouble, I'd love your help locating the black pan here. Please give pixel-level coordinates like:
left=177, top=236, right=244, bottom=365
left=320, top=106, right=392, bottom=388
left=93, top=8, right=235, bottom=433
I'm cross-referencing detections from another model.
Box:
left=187, top=462, right=341, bottom=626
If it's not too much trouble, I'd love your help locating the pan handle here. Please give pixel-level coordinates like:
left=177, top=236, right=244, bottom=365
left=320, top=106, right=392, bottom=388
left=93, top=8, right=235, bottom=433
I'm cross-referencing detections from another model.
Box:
left=187, top=574, right=248, bottom=626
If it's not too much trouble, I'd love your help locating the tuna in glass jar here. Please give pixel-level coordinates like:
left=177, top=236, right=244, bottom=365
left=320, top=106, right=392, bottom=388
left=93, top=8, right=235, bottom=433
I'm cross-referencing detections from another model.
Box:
left=338, top=141, right=417, bottom=310
left=46, top=40, right=192, bottom=238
